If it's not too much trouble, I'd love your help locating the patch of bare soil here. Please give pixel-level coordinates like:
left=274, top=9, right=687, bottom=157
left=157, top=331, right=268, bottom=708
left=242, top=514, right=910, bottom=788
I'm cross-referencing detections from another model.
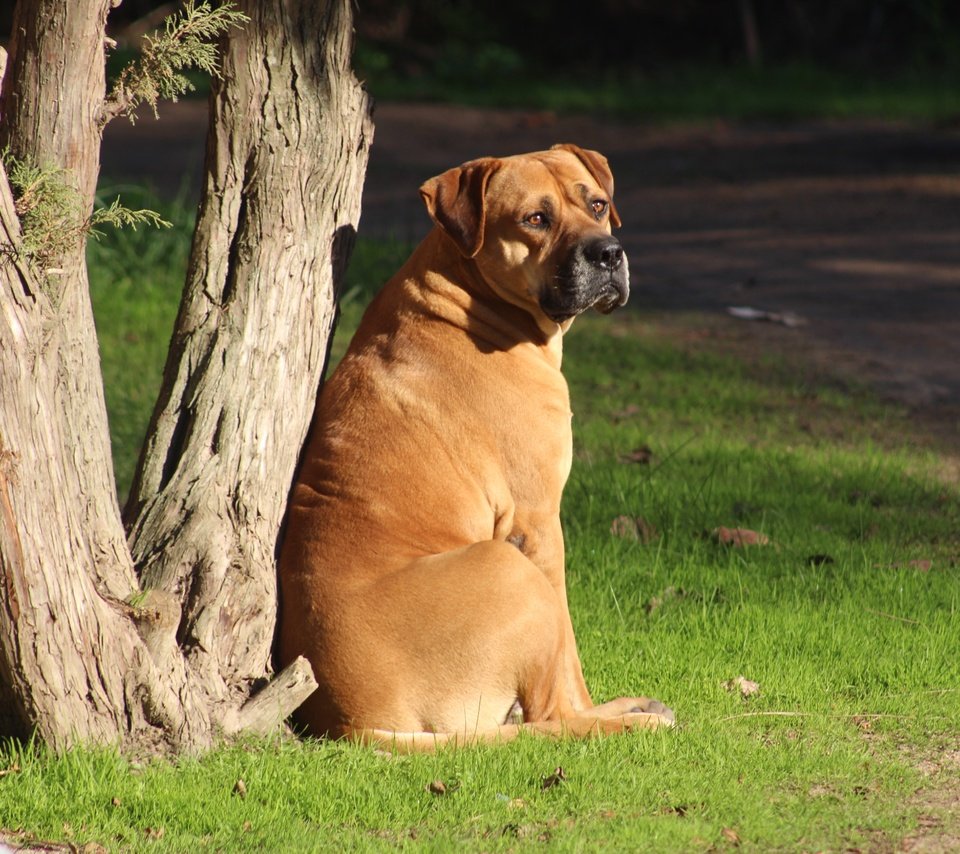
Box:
left=101, top=101, right=960, bottom=453
left=898, top=743, right=960, bottom=853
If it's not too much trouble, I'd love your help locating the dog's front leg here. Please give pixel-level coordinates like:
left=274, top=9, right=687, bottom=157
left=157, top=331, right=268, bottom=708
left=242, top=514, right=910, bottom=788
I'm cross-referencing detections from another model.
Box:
left=510, top=514, right=594, bottom=712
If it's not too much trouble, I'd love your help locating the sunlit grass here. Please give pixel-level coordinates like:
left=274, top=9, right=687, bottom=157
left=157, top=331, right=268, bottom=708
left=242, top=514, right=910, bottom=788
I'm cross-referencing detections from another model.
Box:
left=9, top=195, right=955, bottom=851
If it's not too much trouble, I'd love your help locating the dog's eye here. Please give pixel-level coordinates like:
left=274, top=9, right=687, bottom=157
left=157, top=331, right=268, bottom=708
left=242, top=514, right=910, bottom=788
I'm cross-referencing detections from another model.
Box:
left=524, top=212, right=548, bottom=229
left=591, top=199, right=608, bottom=218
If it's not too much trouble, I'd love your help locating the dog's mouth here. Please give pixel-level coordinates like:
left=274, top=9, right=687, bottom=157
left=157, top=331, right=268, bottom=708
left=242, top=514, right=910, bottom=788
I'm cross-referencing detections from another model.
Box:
left=591, top=280, right=628, bottom=315
left=540, top=239, right=630, bottom=324
left=540, top=276, right=629, bottom=324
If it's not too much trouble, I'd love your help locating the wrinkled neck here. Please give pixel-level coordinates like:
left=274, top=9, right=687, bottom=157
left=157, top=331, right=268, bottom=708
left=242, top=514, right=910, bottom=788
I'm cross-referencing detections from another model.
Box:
left=411, top=230, right=566, bottom=368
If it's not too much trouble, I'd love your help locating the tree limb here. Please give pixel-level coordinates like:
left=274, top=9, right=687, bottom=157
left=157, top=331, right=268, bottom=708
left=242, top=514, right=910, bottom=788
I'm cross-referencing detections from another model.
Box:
left=224, top=656, right=318, bottom=736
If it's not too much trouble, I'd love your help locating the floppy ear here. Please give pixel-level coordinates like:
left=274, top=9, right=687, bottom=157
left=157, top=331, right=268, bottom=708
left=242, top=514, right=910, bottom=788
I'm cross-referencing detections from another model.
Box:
left=551, top=143, right=622, bottom=228
left=419, top=158, right=501, bottom=257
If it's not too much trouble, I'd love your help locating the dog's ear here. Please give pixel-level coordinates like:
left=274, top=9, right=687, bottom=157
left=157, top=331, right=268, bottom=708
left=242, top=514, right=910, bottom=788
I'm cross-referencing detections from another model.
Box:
left=420, top=158, right=501, bottom=258
left=551, top=143, right=622, bottom=228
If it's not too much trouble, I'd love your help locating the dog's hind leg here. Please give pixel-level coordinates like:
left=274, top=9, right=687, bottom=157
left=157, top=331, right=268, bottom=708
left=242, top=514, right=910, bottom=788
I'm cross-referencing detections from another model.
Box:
left=323, top=539, right=673, bottom=749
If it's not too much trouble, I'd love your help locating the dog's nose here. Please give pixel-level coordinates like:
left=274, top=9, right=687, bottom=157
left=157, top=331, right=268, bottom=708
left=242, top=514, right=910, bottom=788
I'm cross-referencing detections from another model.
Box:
left=585, top=236, right=624, bottom=271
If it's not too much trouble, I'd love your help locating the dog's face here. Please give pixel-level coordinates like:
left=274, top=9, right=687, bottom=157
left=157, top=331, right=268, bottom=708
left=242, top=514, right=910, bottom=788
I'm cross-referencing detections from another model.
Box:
left=420, top=145, right=629, bottom=325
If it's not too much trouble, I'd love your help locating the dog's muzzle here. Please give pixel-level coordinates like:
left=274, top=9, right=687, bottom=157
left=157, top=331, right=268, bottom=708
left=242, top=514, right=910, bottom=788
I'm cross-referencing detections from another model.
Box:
left=540, top=235, right=630, bottom=323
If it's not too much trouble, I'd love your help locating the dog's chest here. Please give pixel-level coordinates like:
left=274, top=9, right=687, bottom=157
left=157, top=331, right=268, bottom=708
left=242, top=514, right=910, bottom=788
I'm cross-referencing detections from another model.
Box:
left=485, top=355, right=573, bottom=509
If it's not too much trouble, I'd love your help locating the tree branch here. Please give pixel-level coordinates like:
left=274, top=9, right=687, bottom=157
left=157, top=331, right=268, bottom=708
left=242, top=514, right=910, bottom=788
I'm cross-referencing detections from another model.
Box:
left=224, top=656, right=318, bottom=736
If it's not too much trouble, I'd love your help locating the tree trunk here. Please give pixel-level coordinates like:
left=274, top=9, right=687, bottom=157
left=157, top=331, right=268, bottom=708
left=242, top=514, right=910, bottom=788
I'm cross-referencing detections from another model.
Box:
left=125, top=0, right=372, bottom=713
left=0, top=0, right=371, bottom=751
left=0, top=0, right=155, bottom=747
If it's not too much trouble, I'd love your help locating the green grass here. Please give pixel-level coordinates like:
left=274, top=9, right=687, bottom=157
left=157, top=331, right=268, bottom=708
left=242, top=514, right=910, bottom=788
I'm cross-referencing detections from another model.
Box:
left=4, top=196, right=958, bottom=851
left=357, top=60, right=960, bottom=122
left=87, top=185, right=195, bottom=498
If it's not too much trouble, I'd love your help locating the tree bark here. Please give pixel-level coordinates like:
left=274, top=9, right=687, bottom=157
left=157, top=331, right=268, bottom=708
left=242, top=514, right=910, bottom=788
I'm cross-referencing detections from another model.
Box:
left=124, top=0, right=371, bottom=712
left=0, top=0, right=138, bottom=604
left=0, top=0, right=155, bottom=747
left=0, top=0, right=370, bottom=751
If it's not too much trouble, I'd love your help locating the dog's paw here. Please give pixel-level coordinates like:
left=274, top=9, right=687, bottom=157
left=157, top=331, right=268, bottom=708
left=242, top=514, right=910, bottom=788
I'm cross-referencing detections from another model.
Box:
left=623, top=709, right=675, bottom=730
left=629, top=698, right=675, bottom=724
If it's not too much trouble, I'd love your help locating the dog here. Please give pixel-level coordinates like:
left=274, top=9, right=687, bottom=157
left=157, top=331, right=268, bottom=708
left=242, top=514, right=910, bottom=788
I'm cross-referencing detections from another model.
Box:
left=278, top=144, right=673, bottom=750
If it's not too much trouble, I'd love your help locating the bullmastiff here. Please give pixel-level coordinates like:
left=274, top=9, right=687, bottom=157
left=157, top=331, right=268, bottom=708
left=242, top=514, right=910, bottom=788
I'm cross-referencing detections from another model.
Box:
left=279, top=144, right=673, bottom=750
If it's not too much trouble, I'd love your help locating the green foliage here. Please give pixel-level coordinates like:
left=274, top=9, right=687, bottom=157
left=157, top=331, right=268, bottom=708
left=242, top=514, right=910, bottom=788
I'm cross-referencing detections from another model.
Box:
left=1, top=153, right=171, bottom=282
left=89, top=198, right=171, bottom=238
left=108, top=1, right=248, bottom=122
left=2, top=153, right=84, bottom=274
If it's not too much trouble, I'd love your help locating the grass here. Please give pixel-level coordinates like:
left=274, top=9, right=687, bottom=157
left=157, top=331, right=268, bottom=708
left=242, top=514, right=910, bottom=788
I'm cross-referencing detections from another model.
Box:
left=86, top=185, right=195, bottom=497
left=2, top=193, right=957, bottom=851
left=356, top=60, right=960, bottom=122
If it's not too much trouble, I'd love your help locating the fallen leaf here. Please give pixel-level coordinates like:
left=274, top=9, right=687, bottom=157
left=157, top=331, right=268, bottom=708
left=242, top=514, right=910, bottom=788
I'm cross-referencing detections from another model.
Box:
left=144, top=827, right=165, bottom=840
left=620, top=445, right=654, bottom=465
left=610, top=515, right=658, bottom=543
left=712, top=526, right=769, bottom=547
left=541, top=766, right=567, bottom=790
left=723, top=675, right=760, bottom=698
left=233, top=778, right=247, bottom=799
left=242, top=821, right=253, bottom=832
left=427, top=780, right=446, bottom=796
left=111, top=797, right=121, bottom=807
left=721, top=826, right=742, bottom=846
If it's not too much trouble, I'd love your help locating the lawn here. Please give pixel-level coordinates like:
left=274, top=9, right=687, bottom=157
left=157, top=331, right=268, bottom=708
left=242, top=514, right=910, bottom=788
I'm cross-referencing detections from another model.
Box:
left=0, top=194, right=957, bottom=851
left=355, top=59, right=960, bottom=122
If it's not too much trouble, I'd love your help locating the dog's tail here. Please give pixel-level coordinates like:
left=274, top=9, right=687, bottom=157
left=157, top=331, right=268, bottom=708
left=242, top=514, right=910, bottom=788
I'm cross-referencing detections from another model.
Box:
left=351, top=711, right=673, bottom=754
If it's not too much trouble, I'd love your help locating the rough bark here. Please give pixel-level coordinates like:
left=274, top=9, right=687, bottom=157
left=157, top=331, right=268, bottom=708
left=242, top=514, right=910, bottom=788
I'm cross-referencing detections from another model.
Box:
left=124, top=0, right=372, bottom=709
left=0, top=0, right=156, bottom=747
left=0, top=0, right=138, bottom=604
left=0, top=0, right=369, bottom=751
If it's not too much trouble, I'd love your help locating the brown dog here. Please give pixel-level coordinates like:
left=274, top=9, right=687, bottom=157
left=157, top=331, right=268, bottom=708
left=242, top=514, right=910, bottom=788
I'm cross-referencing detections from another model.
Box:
left=278, top=144, right=673, bottom=750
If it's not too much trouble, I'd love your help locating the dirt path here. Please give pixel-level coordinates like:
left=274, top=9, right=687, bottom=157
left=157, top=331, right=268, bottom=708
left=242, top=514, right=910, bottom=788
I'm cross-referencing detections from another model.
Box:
left=101, top=101, right=960, bottom=448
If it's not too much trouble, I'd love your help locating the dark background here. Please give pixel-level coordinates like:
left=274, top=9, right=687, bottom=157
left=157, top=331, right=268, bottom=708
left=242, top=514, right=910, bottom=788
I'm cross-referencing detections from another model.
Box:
left=346, top=0, right=960, bottom=77
left=4, top=1, right=955, bottom=82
